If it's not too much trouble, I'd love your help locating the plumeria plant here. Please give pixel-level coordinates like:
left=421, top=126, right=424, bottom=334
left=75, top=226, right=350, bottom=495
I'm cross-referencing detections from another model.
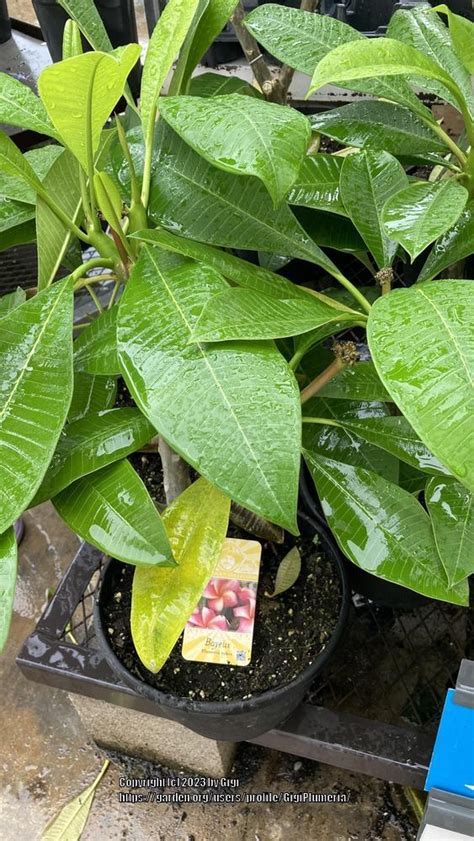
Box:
left=0, top=0, right=472, bottom=670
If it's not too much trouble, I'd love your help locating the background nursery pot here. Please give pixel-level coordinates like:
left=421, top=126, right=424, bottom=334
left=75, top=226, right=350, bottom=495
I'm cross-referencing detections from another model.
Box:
left=93, top=513, right=350, bottom=742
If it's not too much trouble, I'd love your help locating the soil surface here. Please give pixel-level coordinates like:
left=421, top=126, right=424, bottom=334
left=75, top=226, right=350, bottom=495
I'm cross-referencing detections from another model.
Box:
left=128, top=451, right=166, bottom=507
left=102, top=530, right=342, bottom=702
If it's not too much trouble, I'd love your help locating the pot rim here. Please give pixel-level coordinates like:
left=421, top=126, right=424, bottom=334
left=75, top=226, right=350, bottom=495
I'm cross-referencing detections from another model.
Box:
left=93, top=510, right=350, bottom=716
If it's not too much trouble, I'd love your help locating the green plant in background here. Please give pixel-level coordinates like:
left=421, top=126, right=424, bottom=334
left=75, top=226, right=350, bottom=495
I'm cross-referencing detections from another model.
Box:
left=0, top=1, right=472, bottom=663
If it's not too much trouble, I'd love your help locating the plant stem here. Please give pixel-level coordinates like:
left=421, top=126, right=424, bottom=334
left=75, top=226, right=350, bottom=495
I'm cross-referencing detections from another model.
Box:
left=116, top=116, right=141, bottom=207
left=141, top=110, right=156, bottom=209
left=300, top=356, right=345, bottom=404
left=84, top=284, right=103, bottom=312
left=302, top=416, right=342, bottom=427
left=107, top=280, right=122, bottom=309
left=277, top=0, right=318, bottom=101
left=71, top=258, right=115, bottom=288
left=289, top=348, right=306, bottom=370
left=231, top=1, right=283, bottom=101
left=35, top=185, right=91, bottom=244
left=332, top=271, right=372, bottom=314
left=423, top=117, right=467, bottom=167
left=158, top=437, right=191, bottom=504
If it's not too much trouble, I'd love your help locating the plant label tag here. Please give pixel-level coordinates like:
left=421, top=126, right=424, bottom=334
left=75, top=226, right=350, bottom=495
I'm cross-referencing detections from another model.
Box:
left=182, top=538, right=261, bottom=667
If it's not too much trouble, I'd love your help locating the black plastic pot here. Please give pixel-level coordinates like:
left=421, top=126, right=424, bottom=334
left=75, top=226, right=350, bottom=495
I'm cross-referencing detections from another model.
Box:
left=93, top=511, right=350, bottom=742
left=0, top=0, right=11, bottom=44
left=299, top=465, right=429, bottom=610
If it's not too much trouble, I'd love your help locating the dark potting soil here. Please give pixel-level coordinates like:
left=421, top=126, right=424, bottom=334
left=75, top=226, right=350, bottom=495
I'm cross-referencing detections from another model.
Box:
left=128, top=451, right=167, bottom=507
left=102, top=531, right=342, bottom=702
left=115, top=377, right=136, bottom=408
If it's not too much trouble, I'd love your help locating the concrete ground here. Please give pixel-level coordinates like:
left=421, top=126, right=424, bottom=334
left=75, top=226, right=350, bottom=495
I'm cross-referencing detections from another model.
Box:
left=0, top=503, right=420, bottom=841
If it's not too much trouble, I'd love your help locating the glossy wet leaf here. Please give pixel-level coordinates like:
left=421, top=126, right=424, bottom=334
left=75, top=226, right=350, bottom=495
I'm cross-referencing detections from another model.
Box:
left=160, top=94, right=311, bottom=206
left=304, top=451, right=468, bottom=605
left=192, top=287, right=359, bottom=342
left=0, top=278, right=73, bottom=532
left=73, top=307, right=120, bottom=375
left=368, top=282, right=474, bottom=493
left=0, top=287, right=25, bottom=319
left=149, top=124, right=342, bottom=280
left=68, top=372, right=117, bottom=423
left=0, top=527, right=16, bottom=654
left=131, top=227, right=305, bottom=300
left=294, top=207, right=365, bottom=254
left=140, top=0, right=200, bottom=134
left=245, top=4, right=430, bottom=119
left=287, top=154, right=345, bottom=216
left=382, top=180, right=468, bottom=261
left=310, top=101, right=447, bottom=157
left=433, top=5, right=474, bottom=73
left=418, top=201, right=474, bottom=282
left=118, top=247, right=301, bottom=533
left=0, top=130, right=43, bottom=193
left=39, top=46, right=141, bottom=172
left=387, top=6, right=474, bottom=115
left=0, top=72, right=57, bottom=138
left=33, top=408, right=155, bottom=504
left=399, top=462, right=427, bottom=495
left=58, top=0, right=113, bottom=52
left=131, top=478, right=230, bottom=672
left=303, top=397, right=398, bottom=483
left=340, top=150, right=408, bottom=269
left=54, top=460, right=173, bottom=567
left=0, top=199, right=34, bottom=235
left=37, top=149, right=83, bottom=291
left=308, top=38, right=466, bottom=115
left=0, top=220, right=35, bottom=252
left=266, top=546, right=301, bottom=598
left=426, top=477, right=474, bottom=586
left=41, top=759, right=109, bottom=841
left=189, top=72, right=261, bottom=98
left=93, top=171, right=123, bottom=233
left=0, top=145, right=64, bottom=204
left=179, top=0, right=240, bottom=91
left=337, top=416, right=450, bottom=476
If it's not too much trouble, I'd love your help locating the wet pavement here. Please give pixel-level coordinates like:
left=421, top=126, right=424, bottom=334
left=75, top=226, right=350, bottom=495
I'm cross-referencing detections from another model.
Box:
left=0, top=504, right=419, bottom=840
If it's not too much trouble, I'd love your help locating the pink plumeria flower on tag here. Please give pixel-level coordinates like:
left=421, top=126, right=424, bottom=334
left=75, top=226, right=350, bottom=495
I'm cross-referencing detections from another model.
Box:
left=188, top=606, right=228, bottom=631
left=204, top=578, right=240, bottom=613
left=234, top=599, right=256, bottom=634
left=238, top=586, right=257, bottom=605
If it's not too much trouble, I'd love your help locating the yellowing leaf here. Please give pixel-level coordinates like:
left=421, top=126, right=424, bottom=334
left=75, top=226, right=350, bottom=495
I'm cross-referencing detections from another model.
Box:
left=41, top=760, right=109, bottom=841
left=131, top=478, right=230, bottom=673
left=266, top=545, right=301, bottom=598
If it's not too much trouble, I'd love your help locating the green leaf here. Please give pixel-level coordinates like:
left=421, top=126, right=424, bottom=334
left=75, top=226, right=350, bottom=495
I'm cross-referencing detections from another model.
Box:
left=93, top=170, right=123, bottom=233
left=426, top=476, right=474, bottom=586
left=131, top=477, right=230, bottom=673
left=140, top=0, right=201, bottom=135
left=340, top=150, right=408, bottom=269
left=0, top=527, right=16, bottom=654
left=387, top=6, right=474, bottom=116
left=177, top=0, right=239, bottom=92
left=308, top=38, right=467, bottom=115
left=337, top=415, right=450, bottom=476
left=0, top=288, right=26, bottom=319
left=58, top=0, right=113, bottom=52
left=36, top=149, right=83, bottom=291
left=0, top=130, right=43, bottom=192
left=0, top=145, right=64, bottom=204
left=266, top=545, right=301, bottom=598
left=245, top=3, right=430, bottom=119
left=192, top=287, right=360, bottom=342
left=0, top=278, right=73, bottom=532
left=189, top=72, right=262, bottom=98
left=38, top=46, right=141, bottom=172
left=303, top=397, right=399, bottom=483
left=33, top=408, right=155, bottom=504
left=310, top=101, right=447, bottom=157
left=159, top=94, right=311, bottom=206
left=62, top=18, right=83, bottom=60
left=304, top=451, right=468, bottom=605
left=294, top=206, right=366, bottom=253
left=399, top=462, right=427, bottom=495
left=432, top=5, right=474, bottom=73
left=149, top=124, right=342, bottom=279
left=287, top=154, right=345, bottom=215
left=0, top=198, right=35, bottom=234
left=0, top=220, right=36, bottom=252
left=54, top=460, right=174, bottom=566
left=382, top=181, right=469, bottom=261
left=118, top=247, right=301, bottom=533
left=0, top=72, right=57, bottom=138
left=131, top=227, right=305, bottom=300
left=418, top=200, right=474, bottom=282
left=41, top=759, right=109, bottom=841
left=68, top=372, right=117, bottom=422
left=317, top=362, right=392, bottom=402
left=73, top=307, right=120, bottom=375
left=367, top=282, right=474, bottom=493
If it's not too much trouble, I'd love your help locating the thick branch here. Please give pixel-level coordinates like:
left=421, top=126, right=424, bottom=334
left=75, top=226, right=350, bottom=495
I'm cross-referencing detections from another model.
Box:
left=300, top=357, right=345, bottom=404
left=278, top=0, right=319, bottom=100
left=158, top=437, right=191, bottom=504
left=231, top=1, right=285, bottom=102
